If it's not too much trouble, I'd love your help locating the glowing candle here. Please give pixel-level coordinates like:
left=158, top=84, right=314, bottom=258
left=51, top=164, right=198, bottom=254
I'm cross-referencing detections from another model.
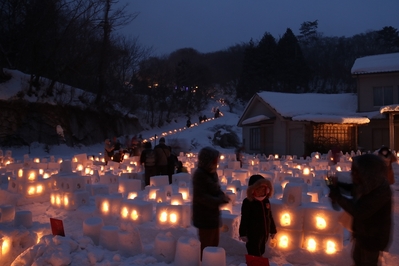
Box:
left=307, top=238, right=317, bottom=252
left=326, top=240, right=336, bottom=254
left=131, top=210, right=139, bottom=221
left=278, top=235, right=288, bottom=248
left=160, top=211, right=167, bottom=222
left=280, top=213, right=291, bottom=226
left=316, top=216, right=327, bottom=230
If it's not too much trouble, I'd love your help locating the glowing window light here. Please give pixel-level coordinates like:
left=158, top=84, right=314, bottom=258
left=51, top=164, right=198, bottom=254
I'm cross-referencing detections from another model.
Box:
left=303, top=167, right=310, bottom=175
left=220, top=155, right=225, bottom=160
left=28, top=172, right=36, bottom=181
left=274, top=154, right=279, bottom=159
left=280, top=213, right=291, bottom=226
left=278, top=235, right=289, bottom=248
left=18, top=169, right=23, bottom=178
left=43, top=173, right=50, bottom=179
left=63, top=195, right=69, bottom=206
left=121, top=207, right=129, bottom=218
left=160, top=211, right=168, bottom=222
left=315, top=154, right=320, bottom=159
left=36, top=185, right=43, bottom=194
left=170, top=213, right=178, bottom=224
left=56, top=196, right=61, bottom=205
left=76, top=164, right=84, bottom=171
left=85, top=167, right=91, bottom=175
left=2, top=237, right=11, bottom=255
left=336, top=166, right=342, bottom=172
left=72, top=157, right=78, bottom=162
left=39, top=169, right=44, bottom=175
left=178, top=187, right=189, bottom=200
left=34, top=158, right=40, bottom=163
left=131, top=210, right=139, bottom=221
left=28, top=186, right=35, bottom=195
left=102, top=201, right=110, bottom=213
left=326, top=240, right=336, bottom=254
left=316, top=216, right=327, bottom=229
left=127, top=192, right=137, bottom=199
left=306, top=238, right=317, bottom=252
left=51, top=195, right=55, bottom=205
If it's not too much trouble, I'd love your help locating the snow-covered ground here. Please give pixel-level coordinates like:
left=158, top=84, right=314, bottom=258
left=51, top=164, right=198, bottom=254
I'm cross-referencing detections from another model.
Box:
left=0, top=69, right=398, bottom=265
left=0, top=106, right=398, bottom=266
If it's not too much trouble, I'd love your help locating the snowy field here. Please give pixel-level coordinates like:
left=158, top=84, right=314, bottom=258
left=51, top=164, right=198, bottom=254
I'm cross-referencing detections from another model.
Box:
left=0, top=69, right=398, bottom=265
left=0, top=106, right=398, bottom=266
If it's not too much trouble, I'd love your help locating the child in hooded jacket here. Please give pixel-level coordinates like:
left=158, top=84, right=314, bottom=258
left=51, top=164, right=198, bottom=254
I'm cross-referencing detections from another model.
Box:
left=239, top=174, right=277, bottom=257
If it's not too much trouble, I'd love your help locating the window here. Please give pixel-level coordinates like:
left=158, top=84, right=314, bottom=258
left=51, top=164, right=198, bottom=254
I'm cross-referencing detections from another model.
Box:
left=250, top=128, right=261, bottom=150
left=373, top=86, right=393, bottom=106
left=312, top=124, right=356, bottom=151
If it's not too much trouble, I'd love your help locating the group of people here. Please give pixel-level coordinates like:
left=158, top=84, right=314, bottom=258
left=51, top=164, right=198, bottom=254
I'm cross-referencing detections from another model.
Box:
left=139, top=137, right=184, bottom=186
left=193, top=145, right=394, bottom=266
left=104, top=135, right=144, bottom=164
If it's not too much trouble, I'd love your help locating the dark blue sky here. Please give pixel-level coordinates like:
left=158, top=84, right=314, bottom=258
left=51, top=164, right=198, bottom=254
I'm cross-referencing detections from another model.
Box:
left=118, top=0, right=399, bottom=56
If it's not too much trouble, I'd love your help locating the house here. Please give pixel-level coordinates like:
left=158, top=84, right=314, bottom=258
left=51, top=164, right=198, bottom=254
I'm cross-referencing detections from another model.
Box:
left=237, top=52, right=399, bottom=156
left=237, top=92, right=371, bottom=157
left=352, top=52, right=399, bottom=151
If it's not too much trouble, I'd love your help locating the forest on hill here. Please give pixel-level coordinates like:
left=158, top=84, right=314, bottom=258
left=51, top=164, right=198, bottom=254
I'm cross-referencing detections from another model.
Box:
left=1, top=0, right=399, bottom=129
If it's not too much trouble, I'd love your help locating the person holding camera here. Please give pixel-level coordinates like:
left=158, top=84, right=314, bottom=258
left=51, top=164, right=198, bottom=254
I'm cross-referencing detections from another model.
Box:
left=328, top=154, right=392, bottom=266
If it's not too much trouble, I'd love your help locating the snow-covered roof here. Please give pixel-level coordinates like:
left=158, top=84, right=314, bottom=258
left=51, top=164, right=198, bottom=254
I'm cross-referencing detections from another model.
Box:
left=351, top=52, right=399, bottom=74
left=380, top=104, right=399, bottom=113
left=242, top=114, right=270, bottom=125
left=256, top=91, right=371, bottom=124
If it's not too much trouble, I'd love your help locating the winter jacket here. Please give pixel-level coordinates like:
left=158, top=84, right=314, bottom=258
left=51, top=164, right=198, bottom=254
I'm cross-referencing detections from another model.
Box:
left=154, top=143, right=171, bottom=166
left=330, top=154, right=392, bottom=252
left=192, top=147, right=229, bottom=229
left=332, top=180, right=392, bottom=251
left=239, top=177, right=277, bottom=240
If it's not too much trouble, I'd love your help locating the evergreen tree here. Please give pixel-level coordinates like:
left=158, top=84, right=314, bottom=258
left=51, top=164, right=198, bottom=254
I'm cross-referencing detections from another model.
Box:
left=276, top=28, right=310, bottom=92
left=236, top=39, right=259, bottom=101
left=257, top=32, right=278, bottom=91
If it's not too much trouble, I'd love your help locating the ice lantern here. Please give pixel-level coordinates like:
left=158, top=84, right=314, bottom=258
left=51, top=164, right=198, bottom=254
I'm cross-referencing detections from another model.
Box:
left=155, top=203, right=190, bottom=227
left=270, top=199, right=304, bottom=231
left=302, top=232, right=343, bottom=254
left=274, top=227, right=303, bottom=251
left=119, top=199, right=153, bottom=224
left=95, top=194, right=122, bottom=217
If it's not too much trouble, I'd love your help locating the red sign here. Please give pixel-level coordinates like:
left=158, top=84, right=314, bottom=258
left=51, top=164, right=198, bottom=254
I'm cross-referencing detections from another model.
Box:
left=50, top=218, right=65, bottom=237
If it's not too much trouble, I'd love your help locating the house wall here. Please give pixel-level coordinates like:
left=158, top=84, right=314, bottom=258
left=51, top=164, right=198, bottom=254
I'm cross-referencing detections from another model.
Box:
left=356, top=72, right=399, bottom=112
left=358, top=118, right=399, bottom=151
left=242, top=119, right=307, bottom=157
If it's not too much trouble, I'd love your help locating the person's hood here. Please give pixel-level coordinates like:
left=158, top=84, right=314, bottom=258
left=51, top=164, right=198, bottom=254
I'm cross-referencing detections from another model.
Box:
left=197, top=146, right=219, bottom=173
left=246, top=175, right=273, bottom=201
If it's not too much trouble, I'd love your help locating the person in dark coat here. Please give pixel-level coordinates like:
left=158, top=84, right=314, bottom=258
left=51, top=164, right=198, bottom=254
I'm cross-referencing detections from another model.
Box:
left=154, top=137, right=171, bottom=176
left=378, top=146, right=397, bottom=185
left=192, top=146, right=230, bottom=258
left=140, top=142, right=157, bottom=186
left=329, top=154, right=392, bottom=266
left=239, top=174, right=277, bottom=257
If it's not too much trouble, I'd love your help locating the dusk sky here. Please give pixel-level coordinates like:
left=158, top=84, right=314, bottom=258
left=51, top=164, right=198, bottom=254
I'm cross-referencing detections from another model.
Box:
left=118, top=1, right=399, bottom=56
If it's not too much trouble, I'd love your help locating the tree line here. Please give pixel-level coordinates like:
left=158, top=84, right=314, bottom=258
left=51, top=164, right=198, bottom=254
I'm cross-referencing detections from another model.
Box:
left=1, top=1, right=398, bottom=128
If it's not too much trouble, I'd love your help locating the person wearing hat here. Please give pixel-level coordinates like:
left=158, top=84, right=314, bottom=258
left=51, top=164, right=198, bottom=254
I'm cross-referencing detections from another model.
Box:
left=154, top=137, right=171, bottom=178
left=192, top=146, right=230, bottom=259
left=239, top=174, right=277, bottom=257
